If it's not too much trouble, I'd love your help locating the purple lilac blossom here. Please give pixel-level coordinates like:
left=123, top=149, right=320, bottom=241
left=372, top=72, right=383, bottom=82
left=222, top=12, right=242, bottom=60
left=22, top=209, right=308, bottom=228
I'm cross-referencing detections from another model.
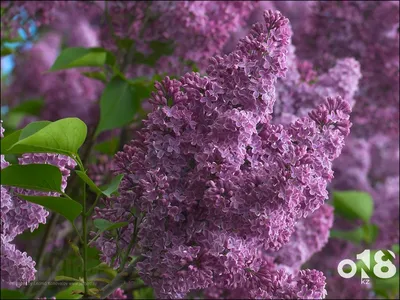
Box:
left=93, top=10, right=351, bottom=299
left=0, top=235, right=36, bottom=288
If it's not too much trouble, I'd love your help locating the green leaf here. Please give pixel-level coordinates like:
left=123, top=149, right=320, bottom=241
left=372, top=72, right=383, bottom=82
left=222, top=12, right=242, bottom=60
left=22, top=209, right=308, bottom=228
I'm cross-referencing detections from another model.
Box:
left=93, top=218, right=128, bottom=233
left=75, top=170, right=103, bottom=195
left=330, top=223, right=379, bottom=245
left=330, top=227, right=364, bottom=244
left=19, top=121, right=51, bottom=140
left=5, top=118, right=87, bottom=156
left=392, top=244, right=400, bottom=255
left=133, top=287, right=154, bottom=299
left=332, top=190, right=374, bottom=223
left=362, top=223, right=379, bottom=245
left=94, top=137, right=119, bottom=155
left=18, top=223, right=45, bottom=240
left=373, top=272, right=399, bottom=299
left=130, top=80, right=153, bottom=103
left=0, top=289, right=27, bottom=299
left=101, top=174, right=124, bottom=197
left=18, top=195, right=82, bottom=223
left=55, top=276, right=81, bottom=282
left=2, top=113, right=25, bottom=132
left=1, top=164, right=62, bottom=192
left=9, top=98, right=44, bottom=116
left=95, top=76, right=137, bottom=136
left=0, top=129, right=22, bottom=154
left=82, top=71, right=107, bottom=83
left=49, top=47, right=115, bottom=71
left=75, top=171, right=123, bottom=197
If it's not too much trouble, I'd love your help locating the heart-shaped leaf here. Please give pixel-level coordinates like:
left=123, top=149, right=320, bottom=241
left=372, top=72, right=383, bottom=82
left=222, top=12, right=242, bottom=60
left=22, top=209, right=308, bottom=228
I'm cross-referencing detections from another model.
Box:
left=5, top=118, right=87, bottom=157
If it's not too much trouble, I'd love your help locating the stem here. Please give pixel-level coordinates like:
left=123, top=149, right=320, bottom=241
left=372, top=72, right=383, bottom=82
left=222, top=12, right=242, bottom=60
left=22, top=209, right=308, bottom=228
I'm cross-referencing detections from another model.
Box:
left=100, top=256, right=145, bottom=299
left=25, top=214, right=59, bottom=295
left=86, top=194, right=101, bottom=217
left=118, top=217, right=138, bottom=272
left=72, top=222, right=83, bottom=243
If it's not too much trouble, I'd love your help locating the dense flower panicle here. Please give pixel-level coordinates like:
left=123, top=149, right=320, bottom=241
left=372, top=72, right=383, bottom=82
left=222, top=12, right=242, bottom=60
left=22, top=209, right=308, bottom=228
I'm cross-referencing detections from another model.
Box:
left=204, top=264, right=327, bottom=299
left=93, top=10, right=351, bottom=298
left=1, top=191, right=48, bottom=241
left=270, top=204, right=334, bottom=270
left=0, top=235, right=36, bottom=288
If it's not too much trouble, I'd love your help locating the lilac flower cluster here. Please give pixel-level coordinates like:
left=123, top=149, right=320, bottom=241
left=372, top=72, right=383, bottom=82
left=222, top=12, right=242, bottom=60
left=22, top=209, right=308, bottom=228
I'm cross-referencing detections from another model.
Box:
left=0, top=122, right=76, bottom=287
left=93, top=10, right=352, bottom=298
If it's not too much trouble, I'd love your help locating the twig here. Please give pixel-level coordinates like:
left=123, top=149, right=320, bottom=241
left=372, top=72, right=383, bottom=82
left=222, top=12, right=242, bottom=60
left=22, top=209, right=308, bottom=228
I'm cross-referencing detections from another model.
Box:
left=100, top=256, right=145, bottom=299
left=118, top=217, right=138, bottom=272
